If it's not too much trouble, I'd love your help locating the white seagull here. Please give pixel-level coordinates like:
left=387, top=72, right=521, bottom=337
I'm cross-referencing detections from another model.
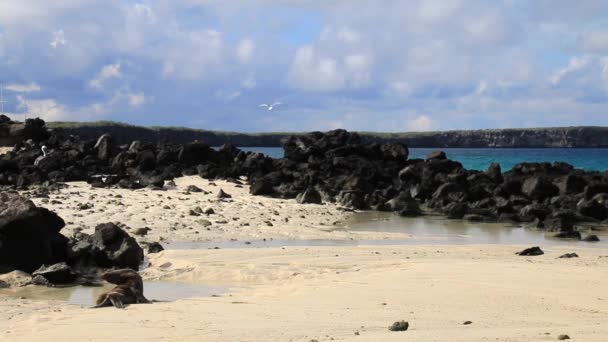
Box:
left=259, top=102, right=282, bottom=111
left=34, top=145, right=48, bottom=166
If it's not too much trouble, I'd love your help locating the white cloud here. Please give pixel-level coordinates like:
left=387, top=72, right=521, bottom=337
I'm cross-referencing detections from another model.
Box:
left=215, top=90, right=242, bottom=102
left=288, top=46, right=345, bottom=91
left=5, top=83, right=41, bottom=93
left=550, top=56, right=590, bottom=85
left=127, top=92, right=145, bottom=108
left=89, top=63, right=122, bottom=89
left=161, top=29, right=223, bottom=80
left=582, top=30, right=608, bottom=52
left=16, top=95, right=67, bottom=121
left=236, top=38, right=255, bottom=63
left=407, top=115, right=438, bottom=132
left=50, top=29, right=66, bottom=49
left=241, top=75, right=256, bottom=89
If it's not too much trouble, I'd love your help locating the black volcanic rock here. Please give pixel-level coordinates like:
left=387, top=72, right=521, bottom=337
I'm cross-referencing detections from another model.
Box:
left=516, top=246, right=544, bottom=256
left=89, top=223, right=143, bottom=270
left=0, top=192, right=67, bottom=273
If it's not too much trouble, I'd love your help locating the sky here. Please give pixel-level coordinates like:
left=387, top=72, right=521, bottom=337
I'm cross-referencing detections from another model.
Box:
left=1, top=0, right=608, bottom=132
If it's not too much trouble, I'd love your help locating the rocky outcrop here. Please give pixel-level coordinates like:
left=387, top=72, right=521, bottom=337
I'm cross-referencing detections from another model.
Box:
left=44, top=120, right=608, bottom=147
left=2, top=121, right=607, bottom=249
left=0, top=115, right=48, bottom=146
left=0, top=192, right=145, bottom=282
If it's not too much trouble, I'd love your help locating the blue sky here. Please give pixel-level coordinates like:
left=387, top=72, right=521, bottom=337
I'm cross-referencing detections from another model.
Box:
left=1, top=0, right=608, bottom=132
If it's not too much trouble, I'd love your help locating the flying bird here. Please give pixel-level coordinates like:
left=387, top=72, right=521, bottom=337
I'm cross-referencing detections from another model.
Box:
left=50, top=30, right=67, bottom=49
left=34, top=146, right=48, bottom=166
left=259, top=102, right=282, bottom=111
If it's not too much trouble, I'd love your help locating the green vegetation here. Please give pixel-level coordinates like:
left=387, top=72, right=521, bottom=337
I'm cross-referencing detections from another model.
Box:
left=48, top=120, right=608, bottom=137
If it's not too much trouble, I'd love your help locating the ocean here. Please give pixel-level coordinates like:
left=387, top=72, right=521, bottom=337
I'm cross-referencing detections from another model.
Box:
left=239, top=147, right=608, bottom=172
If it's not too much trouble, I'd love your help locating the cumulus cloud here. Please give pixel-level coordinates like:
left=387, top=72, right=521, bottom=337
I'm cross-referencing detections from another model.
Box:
left=89, top=63, right=122, bottom=89
left=127, top=92, right=145, bottom=108
left=236, top=38, right=255, bottom=63
left=5, top=83, right=41, bottom=93
left=50, top=29, right=66, bottom=49
left=16, top=95, right=67, bottom=121
left=1, top=0, right=608, bottom=130
left=407, top=115, right=438, bottom=132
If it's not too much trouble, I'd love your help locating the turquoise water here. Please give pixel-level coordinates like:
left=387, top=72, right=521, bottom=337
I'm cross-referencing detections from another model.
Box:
left=239, top=147, right=608, bottom=171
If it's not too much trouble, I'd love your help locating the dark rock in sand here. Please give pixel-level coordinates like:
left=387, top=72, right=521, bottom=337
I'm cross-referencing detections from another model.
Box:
left=557, top=335, right=570, bottom=340
left=217, top=189, right=232, bottom=199
left=0, top=192, right=67, bottom=274
left=388, top=321, right=409, bottom=331
left=558, top=253, right=579, bottom=259
left=516, top=246, right=544, bottom=256
left=32, top=262, right=76, bottom=284
left=133, top=227, right=151, bottom=236
left=186, top=185, right=203, bottom=193
left=147, top=242, right=164, bottom=254
left=89, top=223, right=143, bottom=270
left=582, top=235, right=600, bottom=242
left=249, top=179, right=274, bottom=196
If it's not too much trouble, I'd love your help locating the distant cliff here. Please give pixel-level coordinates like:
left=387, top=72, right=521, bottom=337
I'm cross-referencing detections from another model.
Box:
left=38, top=121, right=608, bottom=148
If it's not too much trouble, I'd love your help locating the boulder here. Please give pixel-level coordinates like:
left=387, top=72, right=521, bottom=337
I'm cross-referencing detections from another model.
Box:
left=486, top=163, right=503, bottom=183
left=147, top=242, right=164, bottom=254
left=186, top=185, right=203, bottom=193
left=94, top=133, right=114, bottom=161
left=556, top=175, right=587, bottom=195
left=444, top=202, right=469, bottom=219
left=521, top=177, right=559, bottom=200
left=398, top=201, right=422, bottom=217
left=0, top=192, right=67, bottom=273
left=577, top=198, right=608, bottom=220
left=426, top=151, right=446, bottom=161
left=553, top=231, right=581, bottom=240
left=32, top=262, right=76, bottom=284
left=89, top=223, right=143, bottom=270
left=217, top=189, right=232, bottom=199
left=296, top=188, right=322, bottom=204
left=516, top=246, right=544, bottom=256
left=582, top=235, right=600, bottom=242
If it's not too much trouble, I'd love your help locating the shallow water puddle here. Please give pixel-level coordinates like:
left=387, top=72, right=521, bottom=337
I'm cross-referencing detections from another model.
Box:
left=164, top=213, right=607, bottom=249
left=345, top=212, right=608, bottom=247
left=0, top=282, right=228, bottom=307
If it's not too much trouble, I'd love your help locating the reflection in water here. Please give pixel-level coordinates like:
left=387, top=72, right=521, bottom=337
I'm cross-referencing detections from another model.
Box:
left=345, top=211, right=608, bottom=247
left=0, top=282, right=228, bottom=306
left=164, top=212, right=607, bottom=249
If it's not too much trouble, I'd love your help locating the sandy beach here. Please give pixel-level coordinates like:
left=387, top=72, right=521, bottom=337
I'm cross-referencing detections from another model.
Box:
left=1, top=244, right=607, bottom=341
left=0, top=178, right=606, bottom=341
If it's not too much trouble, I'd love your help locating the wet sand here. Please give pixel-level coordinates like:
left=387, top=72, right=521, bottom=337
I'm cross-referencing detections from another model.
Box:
left=1, top=177, right=608, bottom=341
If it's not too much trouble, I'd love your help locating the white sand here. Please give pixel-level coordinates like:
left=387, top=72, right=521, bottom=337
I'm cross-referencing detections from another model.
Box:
left=25, top=176, right=409, bottom=243
left=1, top=244, right=607, bottom=341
